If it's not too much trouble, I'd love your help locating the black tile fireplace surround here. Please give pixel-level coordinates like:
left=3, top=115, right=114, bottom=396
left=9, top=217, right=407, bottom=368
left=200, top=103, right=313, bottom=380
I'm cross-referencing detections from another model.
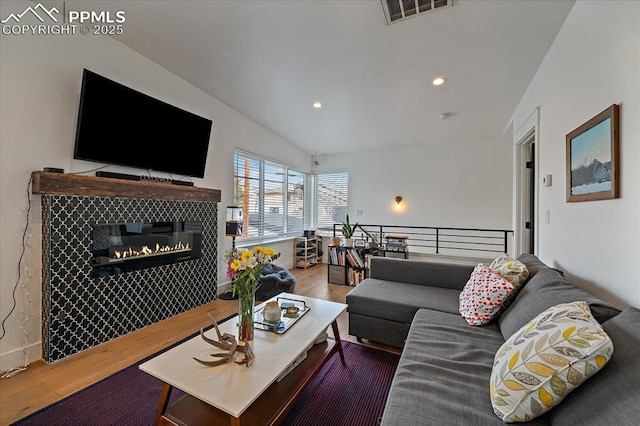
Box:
left=41, top=194, right=218, bottom=362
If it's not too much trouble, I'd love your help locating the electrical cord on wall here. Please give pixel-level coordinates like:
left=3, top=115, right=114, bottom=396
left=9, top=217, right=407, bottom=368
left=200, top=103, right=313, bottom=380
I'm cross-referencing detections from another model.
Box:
left=70, top=164, right=109, bottom=174
left=2, top=164, right=116, bottom=339
left=0, top=175, right=33, bottom=378
left=0, top=175, right=32, bottom=340
left=2, top=167, right=110, bottom=340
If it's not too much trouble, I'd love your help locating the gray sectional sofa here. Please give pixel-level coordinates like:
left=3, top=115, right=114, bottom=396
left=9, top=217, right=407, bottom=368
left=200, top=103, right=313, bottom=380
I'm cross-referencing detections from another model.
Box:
left=346, top=254, right=640, bottom=425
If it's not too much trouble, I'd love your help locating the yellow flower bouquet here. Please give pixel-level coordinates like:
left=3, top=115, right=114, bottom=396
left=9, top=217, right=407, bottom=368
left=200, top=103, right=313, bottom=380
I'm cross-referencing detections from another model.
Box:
left=225, top=246, right=280, bottom=341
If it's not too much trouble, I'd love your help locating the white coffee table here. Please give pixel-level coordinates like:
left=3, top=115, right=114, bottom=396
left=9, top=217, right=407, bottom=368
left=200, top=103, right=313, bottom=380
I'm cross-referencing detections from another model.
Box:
left=139, top=293, right=347, bottom=426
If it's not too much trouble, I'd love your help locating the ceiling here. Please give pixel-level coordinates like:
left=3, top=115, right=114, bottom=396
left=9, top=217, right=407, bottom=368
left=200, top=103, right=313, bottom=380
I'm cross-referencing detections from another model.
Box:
left=62, top=0, right=576, bottom=155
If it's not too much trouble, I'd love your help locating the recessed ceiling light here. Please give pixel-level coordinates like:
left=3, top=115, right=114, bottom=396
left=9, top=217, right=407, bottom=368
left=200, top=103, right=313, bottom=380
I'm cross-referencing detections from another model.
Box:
left=313, top=102, right=322, bottom=109
left=432, top=77, right=446, bottom=86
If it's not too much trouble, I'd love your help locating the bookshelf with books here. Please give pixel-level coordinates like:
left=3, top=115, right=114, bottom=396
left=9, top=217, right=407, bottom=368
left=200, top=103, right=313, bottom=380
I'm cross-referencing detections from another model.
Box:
left=327, top=246, right=374, bottom=286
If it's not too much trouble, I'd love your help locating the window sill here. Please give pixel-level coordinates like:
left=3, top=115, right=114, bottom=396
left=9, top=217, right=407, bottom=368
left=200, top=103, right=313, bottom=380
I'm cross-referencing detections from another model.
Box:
left=235, top=235, right=296, bottom=248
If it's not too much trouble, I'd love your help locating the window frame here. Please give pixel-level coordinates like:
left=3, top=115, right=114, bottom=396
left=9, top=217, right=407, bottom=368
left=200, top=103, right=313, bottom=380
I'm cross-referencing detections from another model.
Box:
left=232, top=150, right=307, bottom=244
left=313, top=172, right=349, bottom=232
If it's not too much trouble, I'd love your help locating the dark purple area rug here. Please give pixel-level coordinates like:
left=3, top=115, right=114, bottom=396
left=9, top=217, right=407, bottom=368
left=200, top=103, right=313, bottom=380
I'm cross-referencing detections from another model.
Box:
left=282, top=341, right=399, bottom=426
left=14, top=336, right=399, bottom=426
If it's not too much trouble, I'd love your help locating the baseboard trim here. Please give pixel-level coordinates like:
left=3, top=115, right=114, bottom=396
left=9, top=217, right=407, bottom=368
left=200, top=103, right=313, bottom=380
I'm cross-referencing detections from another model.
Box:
left=217, top=281, right=232, bottom=295
left=0, top=341, right=42, bottom=372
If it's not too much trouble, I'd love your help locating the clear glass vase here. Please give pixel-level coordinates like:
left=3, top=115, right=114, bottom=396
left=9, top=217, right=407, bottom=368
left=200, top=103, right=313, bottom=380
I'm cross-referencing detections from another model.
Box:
left=238, top=291, right=255, bottom=342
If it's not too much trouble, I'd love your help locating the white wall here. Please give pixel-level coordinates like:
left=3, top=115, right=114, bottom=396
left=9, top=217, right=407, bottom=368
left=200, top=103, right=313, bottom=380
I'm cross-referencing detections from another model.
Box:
left=318, top=135, right=514, bottom=231
left=511, top=0, right=640, bottom=308
left=0, top=1, right=309, bottom=370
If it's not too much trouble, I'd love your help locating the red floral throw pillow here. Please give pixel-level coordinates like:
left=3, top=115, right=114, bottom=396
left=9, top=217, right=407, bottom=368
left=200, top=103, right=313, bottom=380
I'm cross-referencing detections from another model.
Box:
left=459, top=263, right=515, bottom=326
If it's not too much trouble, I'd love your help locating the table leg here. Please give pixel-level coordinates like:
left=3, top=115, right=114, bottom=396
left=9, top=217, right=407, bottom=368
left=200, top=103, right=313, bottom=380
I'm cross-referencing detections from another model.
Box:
left=230, top=415, right=241, bottom=426
left=331, top=320, right=346, bottom=365
left=154, top=382, right=173, bottom=426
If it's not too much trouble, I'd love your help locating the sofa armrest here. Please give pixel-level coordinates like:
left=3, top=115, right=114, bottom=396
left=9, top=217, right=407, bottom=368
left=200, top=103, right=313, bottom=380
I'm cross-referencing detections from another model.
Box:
left=369, top=257, right=474, bottom=291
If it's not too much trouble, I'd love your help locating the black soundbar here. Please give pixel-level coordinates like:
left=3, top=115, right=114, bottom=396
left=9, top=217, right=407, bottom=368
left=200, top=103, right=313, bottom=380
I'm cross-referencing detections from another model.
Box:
left=44, top=167, right=65, bottom=173
left=96, top=171, right=195, bottom=186
left=96, top=171, right=138, bottom=180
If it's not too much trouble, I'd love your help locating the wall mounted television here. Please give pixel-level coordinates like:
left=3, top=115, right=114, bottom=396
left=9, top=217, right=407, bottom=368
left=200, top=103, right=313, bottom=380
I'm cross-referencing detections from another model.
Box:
left=74, top=69, right=212, bottom=178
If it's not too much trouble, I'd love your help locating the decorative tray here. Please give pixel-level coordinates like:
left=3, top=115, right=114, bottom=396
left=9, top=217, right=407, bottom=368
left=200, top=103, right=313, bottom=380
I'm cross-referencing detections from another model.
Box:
left=254, top=296, right=310, bottom=334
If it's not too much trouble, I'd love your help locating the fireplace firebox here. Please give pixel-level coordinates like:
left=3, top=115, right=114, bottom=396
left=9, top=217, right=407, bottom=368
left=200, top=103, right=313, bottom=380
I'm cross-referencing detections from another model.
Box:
left=91, top=221, right=202, bottom=277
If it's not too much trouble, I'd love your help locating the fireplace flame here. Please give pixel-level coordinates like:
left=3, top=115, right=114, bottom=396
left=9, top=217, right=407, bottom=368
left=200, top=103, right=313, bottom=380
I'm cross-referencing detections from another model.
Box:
left=113, top=241, right=190, bottom=260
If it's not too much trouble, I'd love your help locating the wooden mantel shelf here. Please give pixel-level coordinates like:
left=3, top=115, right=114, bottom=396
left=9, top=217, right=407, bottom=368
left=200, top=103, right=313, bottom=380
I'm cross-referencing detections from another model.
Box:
left=31, top=171, right=221, bottom=202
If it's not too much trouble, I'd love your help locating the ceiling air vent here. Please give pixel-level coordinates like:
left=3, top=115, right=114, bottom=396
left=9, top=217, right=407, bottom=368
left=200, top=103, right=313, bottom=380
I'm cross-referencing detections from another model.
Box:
left=381, top=0, right=453, bottom=24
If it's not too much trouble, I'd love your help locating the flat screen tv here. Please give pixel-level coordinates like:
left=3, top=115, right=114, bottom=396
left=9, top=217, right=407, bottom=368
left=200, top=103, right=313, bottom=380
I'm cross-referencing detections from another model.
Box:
left=74, top=69, right=212, bottom=178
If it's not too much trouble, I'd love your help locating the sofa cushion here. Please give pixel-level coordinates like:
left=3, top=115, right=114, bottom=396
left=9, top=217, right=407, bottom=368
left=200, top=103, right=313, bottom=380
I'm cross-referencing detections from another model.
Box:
left=516, top=253, right=562, bottom=279
left=348, top=312, right=411, bottom=348
left=549, top=307, right=640, bottom=424
left=346, top=278, right=461, bottom=324
left=490, top=301, right=613, bottom=423
left=459, top=264, right=515, bottom=326
left=369, top=257, right=474, bottom=290
left=381, top=309, right=550, bottom=426
left=498, top=266, right=620, bottom=340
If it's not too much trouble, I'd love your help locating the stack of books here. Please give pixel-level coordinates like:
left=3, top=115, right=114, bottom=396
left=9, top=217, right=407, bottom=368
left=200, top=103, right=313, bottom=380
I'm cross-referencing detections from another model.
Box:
left=328, top=247, right=367, bottom=268
left=385, top=234, right=408, bottom=251
left=349, top=269, right=366, bottom=286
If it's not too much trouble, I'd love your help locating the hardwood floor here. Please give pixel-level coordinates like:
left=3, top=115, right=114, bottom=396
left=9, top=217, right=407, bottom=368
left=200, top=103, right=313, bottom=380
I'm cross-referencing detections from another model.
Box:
left=0, top=264, right=399, bottom=425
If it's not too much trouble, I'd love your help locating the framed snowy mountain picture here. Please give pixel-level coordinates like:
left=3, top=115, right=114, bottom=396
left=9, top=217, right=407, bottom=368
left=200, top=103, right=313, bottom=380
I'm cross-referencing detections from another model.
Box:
left=566, top=104, right=619, bottom=202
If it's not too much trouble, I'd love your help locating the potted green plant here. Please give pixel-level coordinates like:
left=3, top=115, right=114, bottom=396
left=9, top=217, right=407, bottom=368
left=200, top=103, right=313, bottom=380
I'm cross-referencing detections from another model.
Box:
left=341, top=215, right=358, bottom=247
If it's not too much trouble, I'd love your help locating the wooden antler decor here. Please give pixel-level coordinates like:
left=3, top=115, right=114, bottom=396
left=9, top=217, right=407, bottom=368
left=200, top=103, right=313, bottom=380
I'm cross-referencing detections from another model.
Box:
left=193, top=313, right=255, bottom=367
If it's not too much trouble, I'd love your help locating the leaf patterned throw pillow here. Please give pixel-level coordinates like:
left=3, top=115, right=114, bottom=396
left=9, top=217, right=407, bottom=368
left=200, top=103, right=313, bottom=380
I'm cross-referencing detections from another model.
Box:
left=490, top=301, right=613, bottom=423
left=459, top=264, right=515, bottom=326
left=490, top=253, right=529, bottom=289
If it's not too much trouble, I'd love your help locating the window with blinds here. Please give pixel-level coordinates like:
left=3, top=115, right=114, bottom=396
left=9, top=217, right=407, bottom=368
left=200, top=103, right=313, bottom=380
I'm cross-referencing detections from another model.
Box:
left=233, top=151, right=306, bottom=241
left=315, top=172, right=349, bottom=230
left=287, top=169, right=305, bottom=235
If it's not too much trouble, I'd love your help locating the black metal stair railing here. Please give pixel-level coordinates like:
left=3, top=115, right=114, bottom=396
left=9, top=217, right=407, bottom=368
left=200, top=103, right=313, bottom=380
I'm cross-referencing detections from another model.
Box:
left=331, top=224, right=514, bottom=257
